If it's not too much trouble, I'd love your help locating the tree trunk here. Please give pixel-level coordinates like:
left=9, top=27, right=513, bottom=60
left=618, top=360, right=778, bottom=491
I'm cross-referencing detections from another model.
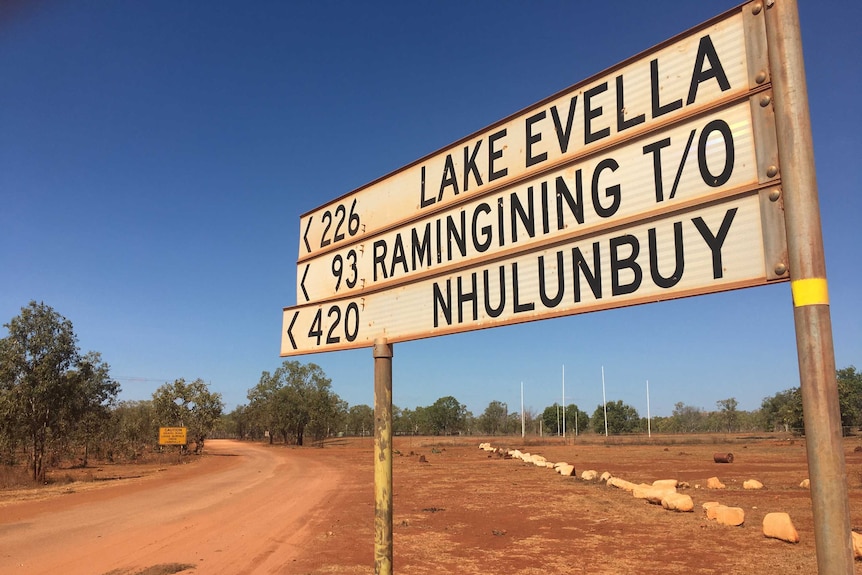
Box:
left=31, top=432, right=45, bottom=483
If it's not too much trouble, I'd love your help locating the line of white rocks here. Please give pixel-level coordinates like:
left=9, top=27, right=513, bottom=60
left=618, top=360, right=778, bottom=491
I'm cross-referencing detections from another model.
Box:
left=478, top=442, right=862, bottom=556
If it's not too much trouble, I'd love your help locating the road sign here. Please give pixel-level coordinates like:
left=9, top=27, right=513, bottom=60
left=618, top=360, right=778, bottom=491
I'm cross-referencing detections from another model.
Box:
left=285, top=2, right=784, bottom=356
left=159, top=427, right=187, bottom=445
left=297, top=98, right=777, bottom=304
left=283, top=189, right=786, bottom=355
left=297, top=5, right=766, bottom=263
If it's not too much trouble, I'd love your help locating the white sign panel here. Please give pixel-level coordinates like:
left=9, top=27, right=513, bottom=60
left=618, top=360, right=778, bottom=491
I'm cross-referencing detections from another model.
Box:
left=297, top=100, right=771, bottom=303
left=283, top=191, right=780, bottom=355
left=298, top=7, right=759, bottom=261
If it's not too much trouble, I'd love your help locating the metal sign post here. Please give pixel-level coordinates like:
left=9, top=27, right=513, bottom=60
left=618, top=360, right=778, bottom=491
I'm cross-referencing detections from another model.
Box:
left=373, top=338, right=394, bottom=575
left=764, top=1, right=853, bottom=572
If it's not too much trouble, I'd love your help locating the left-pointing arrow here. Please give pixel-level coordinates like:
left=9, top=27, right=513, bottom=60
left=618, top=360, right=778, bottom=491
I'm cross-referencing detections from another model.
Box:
left=286, top=311, right=299, bottom=350
left=300, top=264, right=310, bottom=302
left=303, top=217, right=313, bottom=254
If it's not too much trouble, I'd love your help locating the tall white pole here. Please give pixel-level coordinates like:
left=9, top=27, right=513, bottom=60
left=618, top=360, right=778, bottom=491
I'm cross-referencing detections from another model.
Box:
left=646, top=380, right=652, bottom=439
left=556, top=405, right=560, bottom=436
left=602, top=366, right=608, bottom=437
left=520, top=381, right=525, bottom=438
left=562, top=365, right=566, bottom=440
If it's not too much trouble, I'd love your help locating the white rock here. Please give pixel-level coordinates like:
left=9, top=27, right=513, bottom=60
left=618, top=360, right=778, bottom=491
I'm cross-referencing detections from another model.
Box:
left=762, top=512, right=799, bottom=543
left=706, top=476, right=726, bottom=489
left=661, top=493, right=694, bottom=512
left=715, top=506, right=745, bottom=526
left=607, top=477, right=637, bottom=492
left=852, top=531, right=862, bottom=559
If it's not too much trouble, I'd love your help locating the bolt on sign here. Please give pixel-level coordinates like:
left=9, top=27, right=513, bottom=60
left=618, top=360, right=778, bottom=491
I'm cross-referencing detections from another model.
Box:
left=283, top=2, right=784, bottom=356
left=159, top=427, right=188, bottom=445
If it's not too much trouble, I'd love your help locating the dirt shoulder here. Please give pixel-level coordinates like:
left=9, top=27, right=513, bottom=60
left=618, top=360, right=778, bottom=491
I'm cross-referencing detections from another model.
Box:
left=2, top=435, right=862, bottom=574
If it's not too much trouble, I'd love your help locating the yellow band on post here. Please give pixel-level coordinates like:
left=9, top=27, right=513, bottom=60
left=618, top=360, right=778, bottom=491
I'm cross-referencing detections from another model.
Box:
left=791, top=278, right=829, bottom=307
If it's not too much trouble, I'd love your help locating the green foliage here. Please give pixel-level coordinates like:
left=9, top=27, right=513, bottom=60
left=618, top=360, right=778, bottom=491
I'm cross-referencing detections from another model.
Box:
left=837, top=366, right=862, bottom=429
left=540, top=403, right=589, bottom=435
left=426, top=396, right=468, bottom=435
left=591, top=400, right=640, bottom=434
left=0, top=301, right=120, bottom=481
left=152, top=378, right=224, bottom=453
left=111, top=400, right=157, bottom=459
left=245, top=360, right=339, bottom=446
left=390, top=398, right=469, bottom=436
left=566, top=404, right=589, bottom=435
left=393, top=406, right=427, bottom=435
left=345, top=404, right=374, bottom=436
left=540, top=405, right=560, bottom=435
left=218, top=404, right=252, bottom=440
left=66, top=352, right=121, bottom=465
left=759, top=366, right=862, bottom=434
left=760, top=387, right=803, bottom=432
left=477, top=400, right=508, bottom=435
left=670, top=402, right=705, bottom=433
left=716, top=397, right=739, bottom=433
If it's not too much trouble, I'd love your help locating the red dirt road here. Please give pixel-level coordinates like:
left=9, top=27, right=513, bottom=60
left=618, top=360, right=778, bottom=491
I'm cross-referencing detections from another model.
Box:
left=0, top=440, right=357, bottom=575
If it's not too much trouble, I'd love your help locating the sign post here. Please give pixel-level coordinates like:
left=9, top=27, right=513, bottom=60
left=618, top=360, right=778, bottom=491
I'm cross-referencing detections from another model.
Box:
left=373, top=338, right=393, bottom=575
left=764, top=1, right=853, bottom=571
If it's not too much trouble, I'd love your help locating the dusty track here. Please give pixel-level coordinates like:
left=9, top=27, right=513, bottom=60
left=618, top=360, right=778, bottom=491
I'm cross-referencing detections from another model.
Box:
left=0, top=440, right=354, bottom=575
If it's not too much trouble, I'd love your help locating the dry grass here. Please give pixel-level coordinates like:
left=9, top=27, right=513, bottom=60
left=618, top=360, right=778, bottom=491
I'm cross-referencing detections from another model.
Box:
left=0, top=455, right=182, bottom=507
left=0, top=464, right=32, bottom=488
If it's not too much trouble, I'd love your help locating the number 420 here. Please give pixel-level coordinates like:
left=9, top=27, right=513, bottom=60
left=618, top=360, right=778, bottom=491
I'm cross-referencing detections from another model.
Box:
left=308, top=302, right=360, bottom=345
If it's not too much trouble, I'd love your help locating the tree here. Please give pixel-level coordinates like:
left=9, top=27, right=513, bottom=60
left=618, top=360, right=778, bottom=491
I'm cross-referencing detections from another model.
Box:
left=222, top=404, right=252, bottom=440
left=670, top=402, right=705, bottom=433
left=591, top=400, right=640, bottom=434
left=345, top=404, right=374, bottom=436
left=758, top=366, right=860, bottom=434
left=66, top=352, right=121, bottom=465
left=307, top=395, right=346, bottom=442
left=112, top=400, right=157, bottom=459
left=426, top=396, right=467, bottom=435
left=541, top=403, right=589, bottom=436
left=247, top=369, right=288, bottom=443
left=152, top=378, right=224, bottom=454
left=541, top=404, right=561, bottom=435
left=565, top=404, right=589, bottom=435
left=394, top=406, right=428, bottom=435
left=477, top=400, right=508, bottom=435
left=0, top=301, right=120, bottom=481
left=246, top=361, right=336, bottom=446
left=760, top=388, right=803, bottom=432
left=837, top=366, right=862, bottom=430
left=716, top=397, right=739, bottom=433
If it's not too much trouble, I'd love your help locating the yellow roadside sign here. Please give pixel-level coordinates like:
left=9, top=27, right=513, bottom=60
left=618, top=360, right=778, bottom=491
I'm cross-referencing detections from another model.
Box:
left=159, top=427, right=187, bottom=445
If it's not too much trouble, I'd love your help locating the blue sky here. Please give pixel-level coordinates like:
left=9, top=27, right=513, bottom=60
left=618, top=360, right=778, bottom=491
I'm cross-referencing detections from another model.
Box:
left=1, top=1, right=859, bottom=419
